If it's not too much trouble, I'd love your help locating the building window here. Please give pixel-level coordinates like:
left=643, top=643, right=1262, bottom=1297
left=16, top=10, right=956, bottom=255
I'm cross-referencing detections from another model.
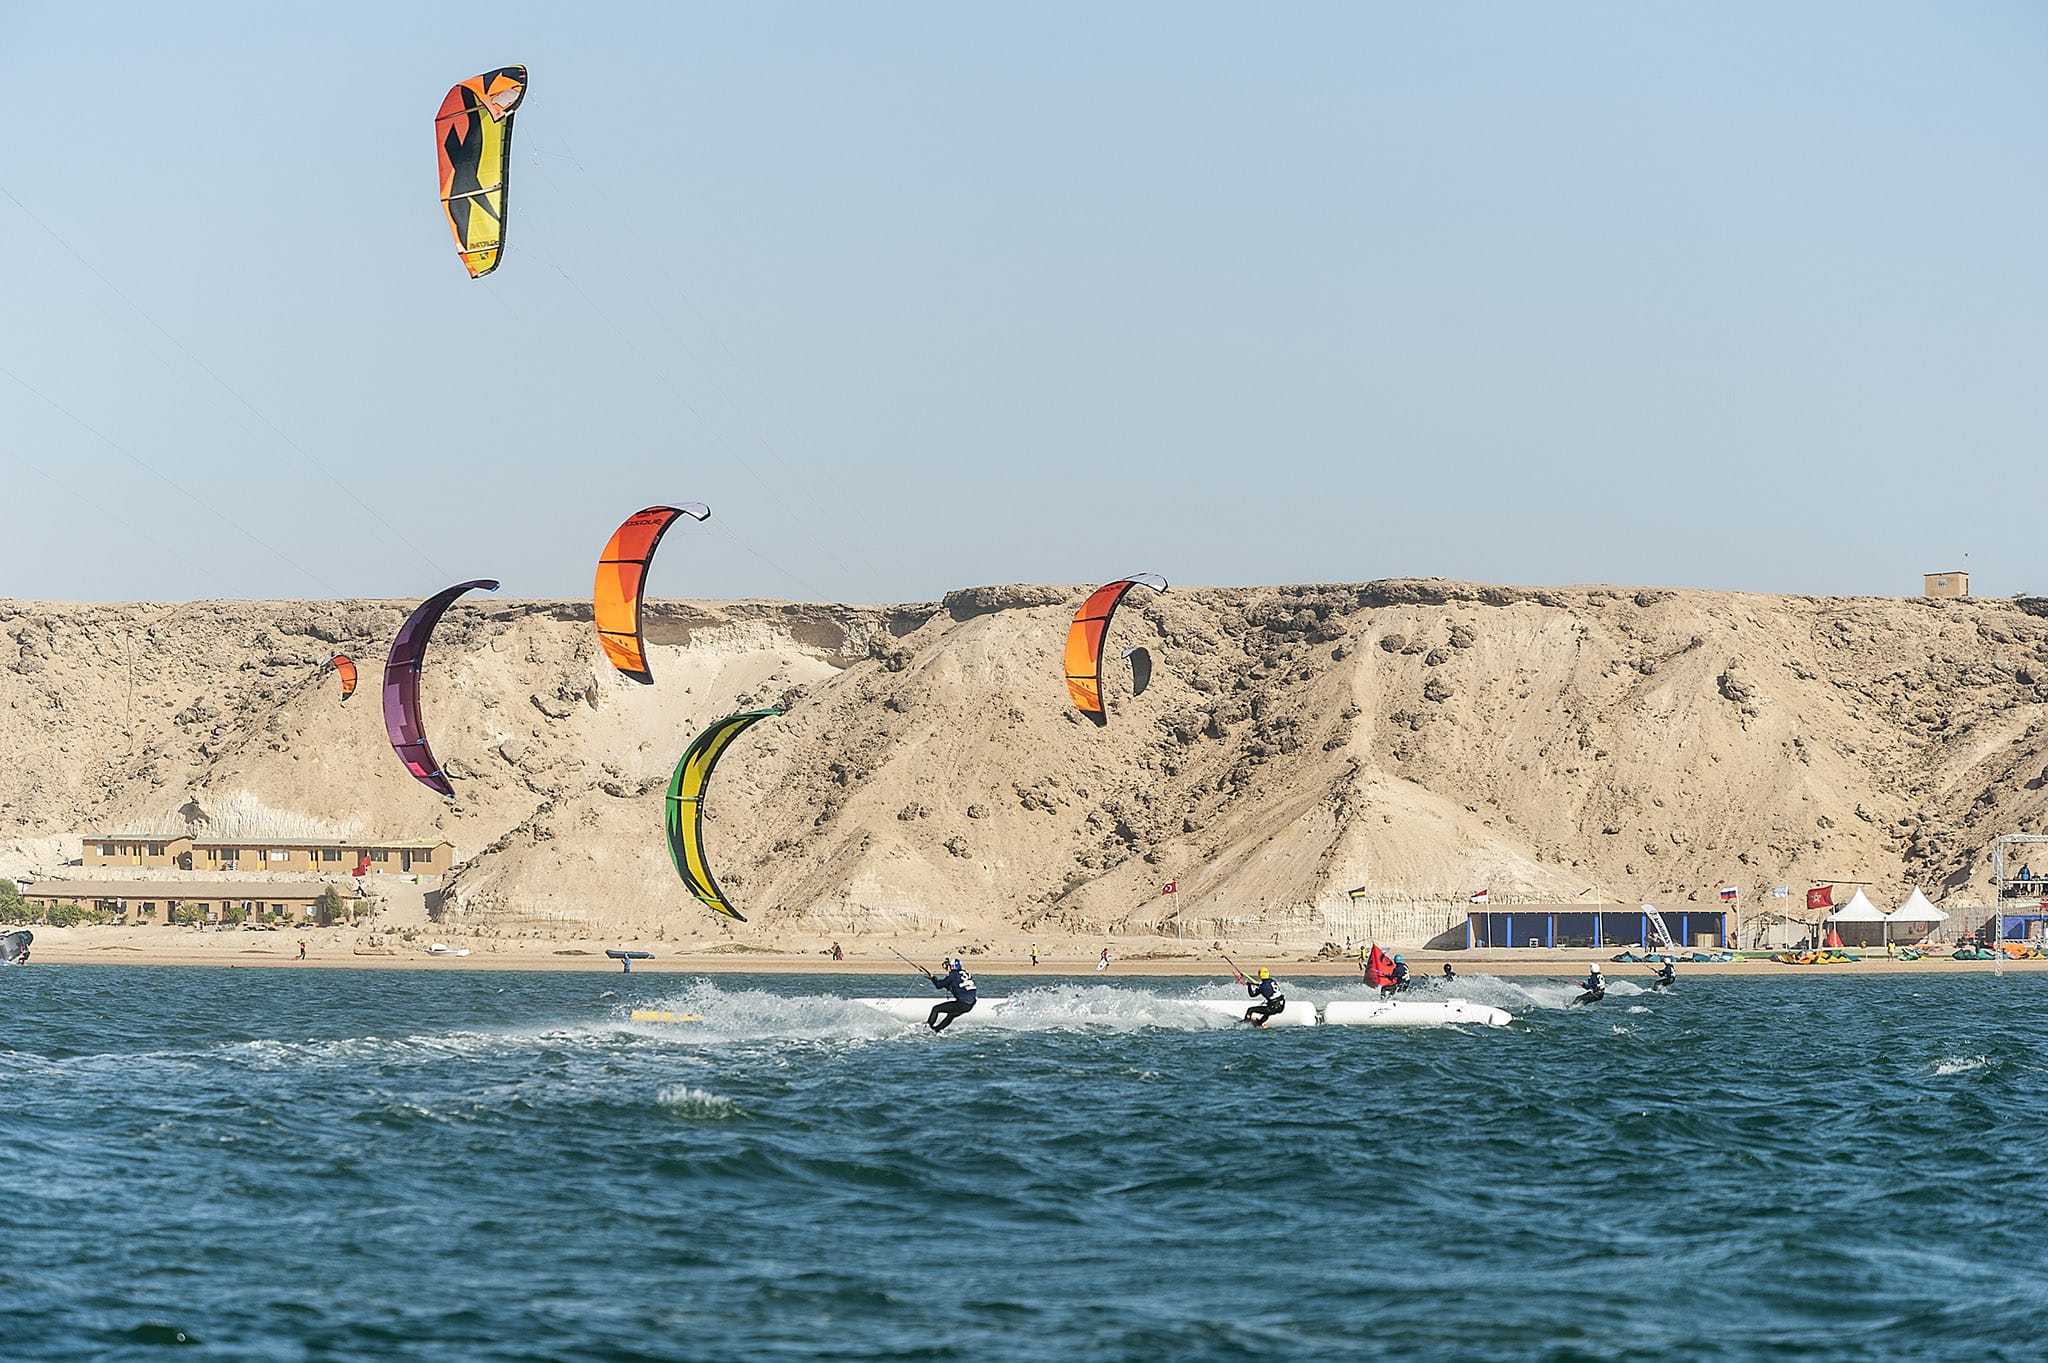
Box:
left=146, top=843, right=164, bottom=857
left=265, top=849, right=287, bottom=862
left=370, top=850, right=390, bottom=863
left=220, top=848, right=239, bottom=864
left=322, top=849, right=342, bottom=862
left=99, top=843, right=116, bottom=856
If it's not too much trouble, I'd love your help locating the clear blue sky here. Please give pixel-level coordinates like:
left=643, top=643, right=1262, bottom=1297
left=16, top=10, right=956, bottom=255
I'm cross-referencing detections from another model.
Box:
left=4, top=2, right=2045, bottom=603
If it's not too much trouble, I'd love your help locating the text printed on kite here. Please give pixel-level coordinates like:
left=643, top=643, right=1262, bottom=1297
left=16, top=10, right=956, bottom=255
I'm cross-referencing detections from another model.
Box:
left=594, top=504, right=712, bottom=685
left=435, top=67, right=527, bottom=278
left=666, top=710, right=781, bottom=921
left=1063, top=575, right=1168, bottom=724
left=383, top=580, right=501, bottom=798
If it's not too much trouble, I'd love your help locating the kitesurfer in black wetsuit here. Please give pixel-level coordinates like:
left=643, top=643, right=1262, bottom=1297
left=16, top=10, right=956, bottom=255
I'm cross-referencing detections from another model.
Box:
left=927, top=958, right=977, bottom=1033
left=1240, top=967, right=1286, bottom=1027
left=1651, top=961, right=1675, bottom=990
left=1441, top=962, right=1456, bottom=983
left=1574, top=963, right=1606, bottom=1006
left=1390, top=955, right=1412, bottom=993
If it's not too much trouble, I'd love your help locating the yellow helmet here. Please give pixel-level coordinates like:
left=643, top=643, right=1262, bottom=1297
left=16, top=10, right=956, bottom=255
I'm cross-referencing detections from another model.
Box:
left=1257, top=967, right=1270, bottom=980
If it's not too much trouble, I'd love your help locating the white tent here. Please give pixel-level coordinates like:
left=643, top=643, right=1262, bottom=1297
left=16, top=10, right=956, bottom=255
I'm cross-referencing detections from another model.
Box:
left=1890, top=886, right=1948, bottom=923
left=1825, top=888, right=1889, bottom=947
left=1824, top=889, right=1888, bottom=922
left=1886, top=886, right=1948, bottom=945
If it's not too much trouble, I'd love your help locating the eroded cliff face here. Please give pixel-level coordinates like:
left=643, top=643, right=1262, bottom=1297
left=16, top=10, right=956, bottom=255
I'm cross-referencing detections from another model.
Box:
left=6, top=583, right=2048, bottom=943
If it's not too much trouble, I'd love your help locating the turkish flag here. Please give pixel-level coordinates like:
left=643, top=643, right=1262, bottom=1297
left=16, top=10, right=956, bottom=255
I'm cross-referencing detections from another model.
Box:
left=1160, top=882, right=1177, bottom=895
left=1806, top=886, right=1833, bottom=910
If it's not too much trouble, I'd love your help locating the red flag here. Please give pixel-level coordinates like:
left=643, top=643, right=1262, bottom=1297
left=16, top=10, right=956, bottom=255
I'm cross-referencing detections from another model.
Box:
left=352, top=852, right=371, bottom=878
left=1806, top=886, right=1833, bottom=911
left=1160, top=881, right=1177, bottom=896
left=1364, top=944, right=1393, bottom=987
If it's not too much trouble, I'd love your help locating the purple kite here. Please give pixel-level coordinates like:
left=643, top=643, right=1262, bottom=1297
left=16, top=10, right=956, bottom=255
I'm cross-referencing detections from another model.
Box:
left=383, top=579, right=499, bottom=797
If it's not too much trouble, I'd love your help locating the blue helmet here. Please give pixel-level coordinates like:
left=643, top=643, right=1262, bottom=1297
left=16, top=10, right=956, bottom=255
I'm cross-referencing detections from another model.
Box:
left=1394, top=955, right=1404, bottom=963
left=950, top=957, right=963, bottom=971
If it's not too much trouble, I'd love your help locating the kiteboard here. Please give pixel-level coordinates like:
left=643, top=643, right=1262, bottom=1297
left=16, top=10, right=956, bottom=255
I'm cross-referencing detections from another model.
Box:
left=1188, top=998, right=1317, bottom=1027
left=853, top=997, right=1013, bottom=1024
left=1321, top=999, right=1511, bottom=1028
left=1, top=929, right=31, bottom=965
left=629, top=1009, right=702, bottom=1024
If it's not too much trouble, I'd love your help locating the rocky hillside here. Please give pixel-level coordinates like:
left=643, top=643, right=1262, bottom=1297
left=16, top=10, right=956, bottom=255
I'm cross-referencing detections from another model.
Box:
left=6, top=582, right=2048, bottom=945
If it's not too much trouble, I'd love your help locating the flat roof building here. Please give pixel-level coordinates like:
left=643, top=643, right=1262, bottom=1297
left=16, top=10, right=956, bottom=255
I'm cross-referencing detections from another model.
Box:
left=1466, top=905, right=1728, bottom=950
left=82, top=835, right=453, bottom=877
left=1924, top=571, right=1969, bottom=599
left=24, top=879, right=364, bottom=925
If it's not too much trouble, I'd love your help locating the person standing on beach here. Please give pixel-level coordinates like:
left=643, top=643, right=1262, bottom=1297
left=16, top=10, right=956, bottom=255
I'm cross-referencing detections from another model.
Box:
left=1030, top=942, right=1040, bottom=966
left=926, top=957, right=977, bottom=1033
left=298, top=940, right=307, bottom=961
left=1097, top=947, right=1112, bottom=972
left=1237, top=966, right=1286, bottom=1027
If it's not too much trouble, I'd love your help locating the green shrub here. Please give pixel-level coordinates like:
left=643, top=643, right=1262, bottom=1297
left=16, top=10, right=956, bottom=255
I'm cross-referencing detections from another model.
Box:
left=169, top=903, right=209, bottom=926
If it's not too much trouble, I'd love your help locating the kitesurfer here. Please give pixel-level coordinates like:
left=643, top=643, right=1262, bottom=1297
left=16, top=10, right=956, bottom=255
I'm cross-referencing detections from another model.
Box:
left=830, top=941, right=844, bottom=961
left=1238, top=966, right=1286, bottom=1027
left=1441, top=962, right=1456, bottom=982
left=927, top=957, right=978, bottom=1033
left=1390, top=955, right=1412, bottom=993
left=1098, top=947, right=1112, bottom=972
left=1575, top=963, right=1606, bottom=1006
left=1651, top=961, right=1675, bottom=990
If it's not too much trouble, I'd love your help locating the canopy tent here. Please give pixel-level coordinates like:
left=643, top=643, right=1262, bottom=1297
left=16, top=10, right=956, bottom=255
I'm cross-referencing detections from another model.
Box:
left=1885, top=886, right=1948, bottom=945
left=1824, top=888, right=1889, bottom=947
left=1891, top=886, right=1946, bottom=921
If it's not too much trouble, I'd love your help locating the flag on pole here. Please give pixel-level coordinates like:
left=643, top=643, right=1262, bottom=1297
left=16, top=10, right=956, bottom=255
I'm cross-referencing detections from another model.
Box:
left=1806, top=886, right=1833, bottom=911
left=1160, top=882, right=1177, bottom=896
left=1469, top=889, right=1489, bottom=905
left=1347, top=886, right=1369, bottom=901
left=1771, top=886, right=1790, bottom=899
left=1719, top=886, right=1738, bottom=903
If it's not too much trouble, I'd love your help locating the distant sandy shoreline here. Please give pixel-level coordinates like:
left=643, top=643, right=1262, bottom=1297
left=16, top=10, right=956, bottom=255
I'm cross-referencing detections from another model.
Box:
left=18, top=928, right=2045, bottom=977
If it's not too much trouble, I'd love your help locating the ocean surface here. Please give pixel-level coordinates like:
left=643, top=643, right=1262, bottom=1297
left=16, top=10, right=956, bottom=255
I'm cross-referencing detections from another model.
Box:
left=2, top=964, right=2043, bottom=1362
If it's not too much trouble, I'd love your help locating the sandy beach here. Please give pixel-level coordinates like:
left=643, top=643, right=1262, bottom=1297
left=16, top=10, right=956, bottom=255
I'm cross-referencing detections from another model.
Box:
left=20, top=925, right=2043, bottom=977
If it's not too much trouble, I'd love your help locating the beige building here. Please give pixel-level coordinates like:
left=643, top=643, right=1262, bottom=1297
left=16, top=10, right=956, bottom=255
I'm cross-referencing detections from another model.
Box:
left=83, top=835, right=454, bottom=876
left=24, top=879, right=364, bottom=925
left=1924, top=570, right=1969, bottom=599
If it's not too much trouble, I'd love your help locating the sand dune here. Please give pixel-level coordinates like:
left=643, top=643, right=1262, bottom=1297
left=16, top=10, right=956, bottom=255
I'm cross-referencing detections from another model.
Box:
left=5, top=581, right=2047, bottom=951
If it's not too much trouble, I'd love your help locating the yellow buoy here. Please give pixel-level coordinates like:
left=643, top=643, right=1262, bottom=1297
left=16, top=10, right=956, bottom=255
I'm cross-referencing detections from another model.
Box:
left=630, top=1008, right=702, bottom=1023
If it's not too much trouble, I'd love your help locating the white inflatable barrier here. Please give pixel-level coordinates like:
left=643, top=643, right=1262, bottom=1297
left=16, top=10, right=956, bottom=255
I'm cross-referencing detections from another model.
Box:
left=1322, top=998, right=1511, bottom=1028
left=1187, top=998, right=1318, bottom=1027
left=853, top=996, right=1014, bottom=1023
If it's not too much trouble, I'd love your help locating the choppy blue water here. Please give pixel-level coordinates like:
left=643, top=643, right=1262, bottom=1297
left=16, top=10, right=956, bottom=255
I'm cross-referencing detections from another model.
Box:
left=2, top=966, right=2043, bottom=1361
